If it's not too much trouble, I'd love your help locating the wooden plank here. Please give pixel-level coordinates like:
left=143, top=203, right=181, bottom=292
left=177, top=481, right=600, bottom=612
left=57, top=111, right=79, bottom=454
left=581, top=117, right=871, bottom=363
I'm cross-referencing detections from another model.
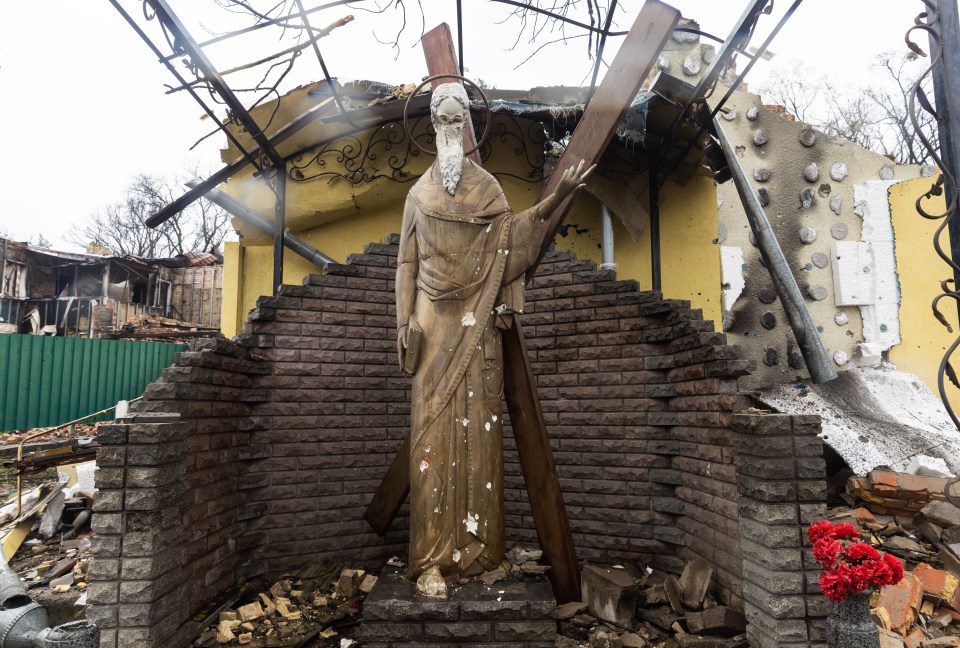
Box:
left=363, top=436, right=409, bottom=535
left=421, top=23, right=482, bottom=166
left=502, top=318, right=580, bottom=602
left=531, top=0, right=680, bottom=272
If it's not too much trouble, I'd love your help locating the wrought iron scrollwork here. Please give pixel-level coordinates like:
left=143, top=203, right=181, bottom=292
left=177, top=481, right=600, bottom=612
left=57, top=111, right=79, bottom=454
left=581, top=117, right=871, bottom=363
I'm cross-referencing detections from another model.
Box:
left=286, top=113, right=548, bottom=186
left=905, top=1, right=960, bottom=432
left=287, top=116, right=434, bottom=185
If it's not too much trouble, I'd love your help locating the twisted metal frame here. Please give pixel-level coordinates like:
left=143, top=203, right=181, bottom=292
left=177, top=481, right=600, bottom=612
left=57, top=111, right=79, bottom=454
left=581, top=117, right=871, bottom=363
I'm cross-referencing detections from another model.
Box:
left=904, top=0, right=960, bottom=506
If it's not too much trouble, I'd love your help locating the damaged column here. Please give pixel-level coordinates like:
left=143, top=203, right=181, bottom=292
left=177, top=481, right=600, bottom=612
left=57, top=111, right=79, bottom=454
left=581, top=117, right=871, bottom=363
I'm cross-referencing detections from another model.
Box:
left=87, top=413, right=187, bottom=648
left=733, top=413, right=828, bottom=648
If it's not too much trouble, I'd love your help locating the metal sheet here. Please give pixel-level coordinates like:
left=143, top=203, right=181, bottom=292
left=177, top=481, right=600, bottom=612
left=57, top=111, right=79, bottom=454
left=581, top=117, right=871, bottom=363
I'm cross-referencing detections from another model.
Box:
left=0, top=334, right=184, bottom=432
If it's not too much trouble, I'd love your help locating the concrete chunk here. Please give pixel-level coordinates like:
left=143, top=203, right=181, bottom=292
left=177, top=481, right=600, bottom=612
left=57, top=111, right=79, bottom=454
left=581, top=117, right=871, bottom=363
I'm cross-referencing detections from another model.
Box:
left=919, top=501, right=960, bottom=529
left=684, top=606, right=746, bottom=636
left=581, top=564, right=638, bottom=629
left=678, top=559, right=714, bottom=611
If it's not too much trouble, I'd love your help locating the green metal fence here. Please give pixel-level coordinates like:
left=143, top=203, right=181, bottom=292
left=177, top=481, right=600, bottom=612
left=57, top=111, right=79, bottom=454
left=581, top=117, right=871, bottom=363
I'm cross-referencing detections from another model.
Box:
left=0, top=334, right=185, bottom=432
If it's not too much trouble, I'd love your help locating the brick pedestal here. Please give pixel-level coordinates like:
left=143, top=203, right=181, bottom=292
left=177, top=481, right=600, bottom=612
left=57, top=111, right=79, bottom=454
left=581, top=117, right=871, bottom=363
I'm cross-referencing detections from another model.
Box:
left=733, top=413, right=828, bottom=648
left=361, top=569, right=556, bottom=647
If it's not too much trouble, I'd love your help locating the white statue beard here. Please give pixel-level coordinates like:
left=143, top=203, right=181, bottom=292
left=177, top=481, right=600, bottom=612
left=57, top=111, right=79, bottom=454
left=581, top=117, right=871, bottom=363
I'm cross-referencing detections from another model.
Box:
left=436, top=122, right=465, bottom=195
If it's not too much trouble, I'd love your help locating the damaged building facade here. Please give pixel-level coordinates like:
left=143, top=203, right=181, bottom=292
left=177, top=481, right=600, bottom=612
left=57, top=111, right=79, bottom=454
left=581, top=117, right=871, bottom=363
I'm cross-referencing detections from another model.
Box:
left=0, top=239, right=224, bottom=339
left=78, top=9, right=960, bottom=648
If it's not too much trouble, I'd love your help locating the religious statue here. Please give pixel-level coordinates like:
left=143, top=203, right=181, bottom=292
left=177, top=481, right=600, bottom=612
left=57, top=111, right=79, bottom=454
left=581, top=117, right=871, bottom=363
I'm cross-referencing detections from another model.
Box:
left=396, top=82, right=593, bottom=597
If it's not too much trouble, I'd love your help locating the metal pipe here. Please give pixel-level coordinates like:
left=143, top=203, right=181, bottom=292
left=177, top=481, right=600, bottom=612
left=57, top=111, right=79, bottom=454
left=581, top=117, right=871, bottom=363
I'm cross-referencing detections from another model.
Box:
left=273, top=170, right=286, bottom=296
left=165, top=281, right=172, bottom=318
left=714, top=118, right=837, bottom=384
left=600, top=204, right=616, bottom=270
left=187, top=181, right=335, bottom=269
left=649, top=167, right=662, bottom=291
left=209, top=267, right=217, bottom=326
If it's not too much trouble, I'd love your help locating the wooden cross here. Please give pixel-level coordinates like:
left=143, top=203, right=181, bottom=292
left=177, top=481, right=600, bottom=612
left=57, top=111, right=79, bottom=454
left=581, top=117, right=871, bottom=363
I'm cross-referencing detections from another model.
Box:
left=364, top=1, right=680, bottom=603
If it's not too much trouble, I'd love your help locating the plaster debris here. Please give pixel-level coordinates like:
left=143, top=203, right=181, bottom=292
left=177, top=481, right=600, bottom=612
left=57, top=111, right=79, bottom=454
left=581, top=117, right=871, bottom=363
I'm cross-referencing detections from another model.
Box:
left=904, top=455, right=955, bottom=478
left=880, top=164, right=896, bottom=180
left=746, top=105, right=758, bottom=120
left=831, top=222, right=849, bottom=240
left=465, top=513, right=479, bottom=535
left=761, top=367, right=960, bottom=474
left=682, top=54, right=702, bottom=76
left=753, top=167, right=770, bottom=182
left=853, top=341, right=883, bottom=367
left=799, top=127, right=817, bottom=147
left=656, top=55, right=670, bottom=71
left=812, top=252, right=830, bottom=268
left=419, top=458, right=430, bottom=473
left=721, top=107, right=737, bottom=121
left=752, top=129, right=768, bottom=146
left=701, top=44, right=715, bottom=63
left=462, top=418, right=469, bottom=427
left=800, top=188, right=815, bottom=208
left=807, top=284, right=828, bottom=301
left=452, top=549, right=461, bottom=562
left=830, top=194, right=843, bottom=215
left=835, top=311, right=849, bottom=326
left=833, top=350, right=849, bottom=366
left=484, top=421, right=491, bottom=431
left=719, top=246, right=746, bottom=311
left=803, top=162, right=820, bottom=183
left=461, top=312, right=476, bottom=326
left=831, top=162, right=849, bottom=181
left=799, top=227, right=818, bottom=244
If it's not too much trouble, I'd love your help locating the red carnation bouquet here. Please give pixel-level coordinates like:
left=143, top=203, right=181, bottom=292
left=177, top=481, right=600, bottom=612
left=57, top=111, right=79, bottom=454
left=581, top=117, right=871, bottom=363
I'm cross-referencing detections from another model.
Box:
left=807, top=520, right=904, bottom=602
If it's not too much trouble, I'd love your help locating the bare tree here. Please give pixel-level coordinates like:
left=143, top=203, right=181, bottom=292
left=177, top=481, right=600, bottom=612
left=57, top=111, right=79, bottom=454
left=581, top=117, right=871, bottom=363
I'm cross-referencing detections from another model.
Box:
left=757, top=61, right=822, bottom=123
left=70, top=168, right=231, bottom=258
left=759, top=52, right=939, bottom=165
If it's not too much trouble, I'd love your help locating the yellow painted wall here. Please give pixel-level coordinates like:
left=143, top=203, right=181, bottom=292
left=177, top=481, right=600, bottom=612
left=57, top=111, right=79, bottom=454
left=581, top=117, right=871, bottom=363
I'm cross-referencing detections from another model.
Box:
left=888, top=178, right=957, bottom=400
left=554, top=174, right=721, bottom=330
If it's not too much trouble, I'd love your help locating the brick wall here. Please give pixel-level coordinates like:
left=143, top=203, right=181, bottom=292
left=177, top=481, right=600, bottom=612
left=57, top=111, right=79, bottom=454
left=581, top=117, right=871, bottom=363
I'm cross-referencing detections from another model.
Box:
left=89, top=234, right=830, bottom=646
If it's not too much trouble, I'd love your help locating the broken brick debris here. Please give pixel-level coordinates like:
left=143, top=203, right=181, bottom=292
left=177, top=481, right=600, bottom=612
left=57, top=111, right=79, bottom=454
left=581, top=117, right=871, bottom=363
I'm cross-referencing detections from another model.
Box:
left=192, top=563, right=369, bottom=648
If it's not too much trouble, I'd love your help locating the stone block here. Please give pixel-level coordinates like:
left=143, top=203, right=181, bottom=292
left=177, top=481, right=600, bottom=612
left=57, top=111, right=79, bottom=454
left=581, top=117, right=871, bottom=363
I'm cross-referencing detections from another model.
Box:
left=492, top=621, right=556, bottom=642
left=581, top=564, right=638, bottom=629
left=912, top=563, right=958, bottom=601
left=678, top=559, right=714, bottom=610
left=685, top=606, right=746, bottom=636
left=423, top=622, right=491, bottom=642
left=875, top=572, right=922, bottom=635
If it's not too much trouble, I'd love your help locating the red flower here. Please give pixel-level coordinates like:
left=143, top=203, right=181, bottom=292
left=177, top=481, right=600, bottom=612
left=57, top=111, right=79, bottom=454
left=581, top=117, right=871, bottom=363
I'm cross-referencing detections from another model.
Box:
left=808, top=519, right=836, bottom=544
left=844, top=542, right=880, bottom=563
left=882, top=553, right=904, bottom=584
left=820, top=564, right=853, bottom=602
left=807, top=520, right=901, bottom=602
left=812, top=538, right=842, bottom=568
left=849, top=563, right=877, bottom=593
left=832, top=523, right=860, bottom=540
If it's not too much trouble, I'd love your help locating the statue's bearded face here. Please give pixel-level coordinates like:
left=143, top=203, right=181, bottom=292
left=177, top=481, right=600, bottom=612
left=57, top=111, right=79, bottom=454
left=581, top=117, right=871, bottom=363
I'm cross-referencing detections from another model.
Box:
left=432, top=94, right=468, bottom=195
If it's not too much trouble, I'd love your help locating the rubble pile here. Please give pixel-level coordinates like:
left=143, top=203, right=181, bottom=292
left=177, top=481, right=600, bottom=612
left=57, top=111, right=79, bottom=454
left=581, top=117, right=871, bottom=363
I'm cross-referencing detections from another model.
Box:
left=193, top=565, right=378, bottom=648
left=837, top=470, right=960, bottom=646
left=555, top=559, right=747, bottom=648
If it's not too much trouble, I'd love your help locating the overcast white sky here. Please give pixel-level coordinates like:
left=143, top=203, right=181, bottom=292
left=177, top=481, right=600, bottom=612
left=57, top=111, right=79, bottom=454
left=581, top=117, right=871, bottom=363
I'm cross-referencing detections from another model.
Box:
left=0, top=0, right=938, bottom=251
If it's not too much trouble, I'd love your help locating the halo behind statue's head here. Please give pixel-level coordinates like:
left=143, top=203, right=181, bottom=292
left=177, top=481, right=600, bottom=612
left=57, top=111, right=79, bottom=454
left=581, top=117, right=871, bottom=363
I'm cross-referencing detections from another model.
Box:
left=402, top=74, right=491, bottom=156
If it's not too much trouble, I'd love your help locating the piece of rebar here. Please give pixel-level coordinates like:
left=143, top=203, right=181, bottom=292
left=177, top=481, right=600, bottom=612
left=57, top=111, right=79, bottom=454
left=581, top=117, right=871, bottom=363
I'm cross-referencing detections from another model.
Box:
left=714, top=117, right=837, bottom=384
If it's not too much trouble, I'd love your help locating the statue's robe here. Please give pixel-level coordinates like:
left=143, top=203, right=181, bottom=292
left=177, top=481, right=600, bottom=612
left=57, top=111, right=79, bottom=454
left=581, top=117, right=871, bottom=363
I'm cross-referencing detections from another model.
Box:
left=396, top=159, right=556, bottom=579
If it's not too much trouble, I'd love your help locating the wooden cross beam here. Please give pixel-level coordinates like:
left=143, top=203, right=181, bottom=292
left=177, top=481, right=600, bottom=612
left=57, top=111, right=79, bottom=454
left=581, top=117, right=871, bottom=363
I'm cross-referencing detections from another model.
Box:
left=363, top=1, right=680, bottom=603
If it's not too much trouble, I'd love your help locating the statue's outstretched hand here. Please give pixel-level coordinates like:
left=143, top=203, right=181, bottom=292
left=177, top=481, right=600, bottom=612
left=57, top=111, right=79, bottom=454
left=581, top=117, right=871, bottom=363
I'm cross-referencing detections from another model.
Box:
left=555, top=159, right=596, bottom=201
